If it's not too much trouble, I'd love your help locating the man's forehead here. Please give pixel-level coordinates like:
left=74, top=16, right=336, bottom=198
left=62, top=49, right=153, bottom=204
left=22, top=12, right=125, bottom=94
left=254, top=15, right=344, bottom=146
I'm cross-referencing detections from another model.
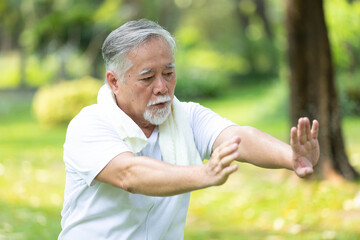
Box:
left=137, top=63, right=175, bottom=75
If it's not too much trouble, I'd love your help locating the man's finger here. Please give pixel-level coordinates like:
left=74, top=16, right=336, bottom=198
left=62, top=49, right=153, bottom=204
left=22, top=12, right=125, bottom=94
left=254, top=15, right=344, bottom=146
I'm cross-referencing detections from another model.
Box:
left=214, top=136, right=240, bottom=152
left=305, top=117, right=311, bottom=141
left=296, top=166, right=314, bottom=178
left=217, top=137, right=241, bottom=159
left=220, top=151, right=240, bottom=167
left=291, top=127, right=300, bottom=152
left=298, top=118, right=307, bottom=144
left=311, top=119, right=319, bottom=139
left=222, top=163, right=238, bottom=177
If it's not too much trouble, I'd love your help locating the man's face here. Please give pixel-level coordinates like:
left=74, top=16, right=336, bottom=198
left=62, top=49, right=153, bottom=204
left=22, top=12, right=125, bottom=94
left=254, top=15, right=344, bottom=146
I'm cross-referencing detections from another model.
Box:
left=113, top=37, right=176, bottom=127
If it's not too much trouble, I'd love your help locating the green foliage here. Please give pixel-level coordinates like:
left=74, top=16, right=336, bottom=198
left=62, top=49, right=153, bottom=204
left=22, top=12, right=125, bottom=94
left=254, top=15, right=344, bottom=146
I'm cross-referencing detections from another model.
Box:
left=32, top=77, right=102, bottom=126
left=26, top=55, right=59, bottom=87
left=174, top=46, right=232, bottom=99
left=174, top=0, right=280, bottom=78
left=65, top=51, right=93, bottom=79
left=175, top=67, right=229, bottom=99
left=174, top=26, right=251, bottom=99
left=0, top=52, right=60, bottom=89
left=0, top=52, right=21, bottom=89
left=338, top=72, right=360, bottom=116
left=325, top=0, right=360, bottom=72
left=2, top=0, right=359, bottom=100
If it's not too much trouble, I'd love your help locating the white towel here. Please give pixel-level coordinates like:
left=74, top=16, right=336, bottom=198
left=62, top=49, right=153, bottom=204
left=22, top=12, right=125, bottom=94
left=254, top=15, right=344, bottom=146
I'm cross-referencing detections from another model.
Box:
left=97, top=84, right=202, bottom=166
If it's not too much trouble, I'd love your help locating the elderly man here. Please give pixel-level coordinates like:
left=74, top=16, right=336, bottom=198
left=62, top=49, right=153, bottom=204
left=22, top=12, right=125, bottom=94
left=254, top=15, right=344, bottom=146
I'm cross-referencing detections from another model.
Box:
left=58, top=19, right=319, bottom=239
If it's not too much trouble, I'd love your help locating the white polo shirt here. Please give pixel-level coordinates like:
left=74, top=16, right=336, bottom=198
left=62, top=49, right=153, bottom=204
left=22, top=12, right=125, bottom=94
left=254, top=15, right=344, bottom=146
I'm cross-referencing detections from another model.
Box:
left=59, top=101, right=235, bottom=240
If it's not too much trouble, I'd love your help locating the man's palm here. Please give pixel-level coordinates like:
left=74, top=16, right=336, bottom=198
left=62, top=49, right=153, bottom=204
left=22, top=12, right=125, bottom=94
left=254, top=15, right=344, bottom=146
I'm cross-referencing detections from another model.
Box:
left=291, top=117, right=320, bottom=178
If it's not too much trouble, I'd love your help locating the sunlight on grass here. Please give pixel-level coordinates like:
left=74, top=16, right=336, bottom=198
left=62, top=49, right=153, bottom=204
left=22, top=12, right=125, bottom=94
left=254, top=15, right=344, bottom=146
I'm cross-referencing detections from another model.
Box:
left=0, top=92, right=65, bottom=239
left=186, top=164, right=360, bottom=239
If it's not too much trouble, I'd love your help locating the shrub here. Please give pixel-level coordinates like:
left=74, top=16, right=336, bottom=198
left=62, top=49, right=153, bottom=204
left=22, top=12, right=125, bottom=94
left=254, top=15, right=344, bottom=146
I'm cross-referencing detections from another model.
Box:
left=173, top=47, right=237, bottom=100
left=175, top=67, right=229, bottom=100
left=32, top=77, right=103, bottom=126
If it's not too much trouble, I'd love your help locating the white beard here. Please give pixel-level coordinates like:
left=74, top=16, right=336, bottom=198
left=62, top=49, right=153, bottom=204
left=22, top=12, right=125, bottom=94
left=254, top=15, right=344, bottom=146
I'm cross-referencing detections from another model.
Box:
left=143, top=95, right=172, bottom=125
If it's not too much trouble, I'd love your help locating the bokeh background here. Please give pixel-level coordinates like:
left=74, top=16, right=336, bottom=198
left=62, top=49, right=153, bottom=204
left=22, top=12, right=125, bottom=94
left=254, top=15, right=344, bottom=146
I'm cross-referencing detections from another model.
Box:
left=0, top=0, right=360, bottom=239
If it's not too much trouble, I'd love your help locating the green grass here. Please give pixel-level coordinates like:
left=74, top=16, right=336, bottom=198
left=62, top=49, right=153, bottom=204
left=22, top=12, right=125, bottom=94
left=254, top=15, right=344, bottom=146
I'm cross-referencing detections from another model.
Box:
left=0, top=91, right=65, bottom=239
left=186, top=164, right=360, bottom=239
left=1, top=81, right=360, bottom=240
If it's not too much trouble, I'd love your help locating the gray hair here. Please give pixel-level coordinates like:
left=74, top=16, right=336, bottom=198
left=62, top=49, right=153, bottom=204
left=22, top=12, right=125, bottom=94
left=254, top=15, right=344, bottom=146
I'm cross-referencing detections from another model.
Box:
left=102, top=19, right=176, bottom=83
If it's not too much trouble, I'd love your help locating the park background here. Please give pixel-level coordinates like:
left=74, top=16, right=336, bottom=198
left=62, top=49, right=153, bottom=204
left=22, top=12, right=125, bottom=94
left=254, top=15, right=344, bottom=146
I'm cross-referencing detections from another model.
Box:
left=1, top=0, right=360, bottom=239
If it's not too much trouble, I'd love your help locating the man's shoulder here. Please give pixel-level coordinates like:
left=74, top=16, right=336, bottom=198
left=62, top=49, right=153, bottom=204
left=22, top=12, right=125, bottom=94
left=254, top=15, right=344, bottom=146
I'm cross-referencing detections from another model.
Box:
left=67, top=104, right=107, bottom=133
left=71, top=104, right=102, bottom=121
left=179, top=101, right=201, bottom=113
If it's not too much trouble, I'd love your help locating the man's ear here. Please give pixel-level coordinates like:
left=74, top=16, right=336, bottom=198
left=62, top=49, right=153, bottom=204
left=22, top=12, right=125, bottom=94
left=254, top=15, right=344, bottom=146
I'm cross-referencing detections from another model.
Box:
left=106, top=71, right=120, bottom=93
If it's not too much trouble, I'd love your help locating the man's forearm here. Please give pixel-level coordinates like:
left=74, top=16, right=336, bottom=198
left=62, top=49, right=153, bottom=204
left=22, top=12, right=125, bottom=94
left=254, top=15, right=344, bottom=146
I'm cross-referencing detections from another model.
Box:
left=214, top=126, right=293, bottom=170
left=118, top=156, right=210, bottom=196
left=96, top=137, right=240, bottom=197
left=96, top=153, right=209, bottom=196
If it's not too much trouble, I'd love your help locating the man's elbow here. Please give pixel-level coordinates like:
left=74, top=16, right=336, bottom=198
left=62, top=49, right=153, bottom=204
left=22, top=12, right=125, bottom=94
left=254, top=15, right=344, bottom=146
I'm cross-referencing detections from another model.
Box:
left=111, top=161, right=137, bottom=193
left=235, top=126, right=259, bottom=162
left=96, top=156, right=137, bottom=193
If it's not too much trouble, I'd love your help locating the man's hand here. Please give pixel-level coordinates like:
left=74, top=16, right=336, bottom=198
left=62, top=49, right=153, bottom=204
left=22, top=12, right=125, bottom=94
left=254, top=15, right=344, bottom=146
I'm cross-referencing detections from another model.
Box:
left=203, top=136, right=241, bottom=186
left=291, top=117, right=320, bottom=178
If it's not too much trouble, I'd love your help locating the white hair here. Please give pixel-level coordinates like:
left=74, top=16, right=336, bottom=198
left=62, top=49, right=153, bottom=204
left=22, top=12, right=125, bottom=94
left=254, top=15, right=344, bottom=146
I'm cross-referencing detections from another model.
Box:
left=102, top=19, right=176, bottom=83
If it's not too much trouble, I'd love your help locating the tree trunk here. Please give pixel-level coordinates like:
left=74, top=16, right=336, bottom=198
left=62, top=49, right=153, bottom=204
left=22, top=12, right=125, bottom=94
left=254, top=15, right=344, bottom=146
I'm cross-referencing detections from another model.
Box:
left=285, top=0, right=359, bottom=180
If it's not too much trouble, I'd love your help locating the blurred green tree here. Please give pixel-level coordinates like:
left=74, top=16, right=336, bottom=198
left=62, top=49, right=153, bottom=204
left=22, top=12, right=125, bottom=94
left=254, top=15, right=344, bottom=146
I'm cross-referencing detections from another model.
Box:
left=0, top=0, right=27, bottom=88
left=234, top=0, right=279, bottom=77
left=1, top=0, right=359, bottom=108
left=21, top=0, right=124, bottom=79
left=124, top=0, right=180, bottom=32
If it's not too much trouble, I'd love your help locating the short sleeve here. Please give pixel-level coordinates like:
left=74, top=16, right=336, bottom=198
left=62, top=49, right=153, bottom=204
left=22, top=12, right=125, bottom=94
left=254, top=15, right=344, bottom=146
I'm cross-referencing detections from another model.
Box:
left=63, top=105, right=131, bottom=186
left=181, top=102, right=236, bottom=160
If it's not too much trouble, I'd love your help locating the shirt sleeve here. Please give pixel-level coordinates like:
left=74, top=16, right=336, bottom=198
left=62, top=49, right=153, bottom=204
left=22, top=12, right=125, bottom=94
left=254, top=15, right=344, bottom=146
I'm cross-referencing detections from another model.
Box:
left=63, top=105, right=131, bottom=186
left=181, top=102, right=237, bottom=160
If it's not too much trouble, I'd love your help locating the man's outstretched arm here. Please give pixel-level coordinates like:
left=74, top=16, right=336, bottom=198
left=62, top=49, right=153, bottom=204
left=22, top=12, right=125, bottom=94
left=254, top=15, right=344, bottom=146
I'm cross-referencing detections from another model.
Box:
left=95, top=137, right=241, bottom=196
left=213, top=117, right=320, bottom=178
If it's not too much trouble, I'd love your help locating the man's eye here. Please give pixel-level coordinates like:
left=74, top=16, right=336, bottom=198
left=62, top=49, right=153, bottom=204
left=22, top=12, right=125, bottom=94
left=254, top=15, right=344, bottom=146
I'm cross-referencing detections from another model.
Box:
left=164, top=72, right=174, bottom=76
left=141, top=76, right=153, bottom=81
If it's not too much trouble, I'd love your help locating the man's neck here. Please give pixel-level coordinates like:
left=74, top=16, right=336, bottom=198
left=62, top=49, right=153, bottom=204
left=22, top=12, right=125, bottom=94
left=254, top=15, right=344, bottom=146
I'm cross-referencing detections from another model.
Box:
left=140, top=124, right=156, bottom=138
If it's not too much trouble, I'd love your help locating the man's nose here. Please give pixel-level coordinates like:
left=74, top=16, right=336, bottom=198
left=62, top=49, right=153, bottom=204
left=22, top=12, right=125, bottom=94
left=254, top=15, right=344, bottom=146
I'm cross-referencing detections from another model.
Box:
left=153, top=76, right=167, bottom=95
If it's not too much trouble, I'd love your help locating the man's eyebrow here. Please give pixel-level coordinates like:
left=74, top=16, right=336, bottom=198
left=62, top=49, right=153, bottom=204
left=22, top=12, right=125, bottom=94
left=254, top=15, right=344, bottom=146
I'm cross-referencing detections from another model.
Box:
left=138, top=63, right=175, bottom=76
left=166, top=63, right=175, bottom=68
left=138, top=68, right=153, bottom=76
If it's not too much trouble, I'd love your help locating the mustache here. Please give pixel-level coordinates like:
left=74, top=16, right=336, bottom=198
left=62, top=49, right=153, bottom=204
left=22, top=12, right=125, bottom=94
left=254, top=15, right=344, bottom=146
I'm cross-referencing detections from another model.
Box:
left=147, top=95, right=172, bottom=107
